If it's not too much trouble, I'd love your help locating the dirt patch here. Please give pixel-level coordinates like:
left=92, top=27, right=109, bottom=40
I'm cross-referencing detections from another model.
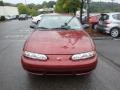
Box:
left=86, top=28, right=108, bottom=37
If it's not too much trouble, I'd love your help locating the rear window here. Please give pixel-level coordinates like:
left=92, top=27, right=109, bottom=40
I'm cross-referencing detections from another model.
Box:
left=112, top=14, right=120, bottom=20
left=100, top=14, right=109, bottom=21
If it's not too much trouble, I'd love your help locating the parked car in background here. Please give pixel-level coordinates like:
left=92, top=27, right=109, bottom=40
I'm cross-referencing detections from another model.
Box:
left=5, top=15, right=17, bottom=20
left=76, top=10, right=87, bottom=19
left=81, top=15, right=87, bottom=24
left=89, top=14, right=100, bottom=30
left=97, top=13, right=120, bottom=38
left=18, top=14, right=28, bottom=20
left=76, top=13, right=100, bottom=28
left=28, top=15, right=32, bottom=18
left=5, top=15, right=11, bottom=20
left=11, top=15, right=17, bottom=20
left=21, top=14, right=97, bottom=75
left=32, top=14, right=44, bottom=23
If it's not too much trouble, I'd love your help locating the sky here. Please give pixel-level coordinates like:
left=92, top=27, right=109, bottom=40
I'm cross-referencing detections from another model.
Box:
left=2, top=0, right=120, bottom=4
left=3, top=0, right=57, bottom=4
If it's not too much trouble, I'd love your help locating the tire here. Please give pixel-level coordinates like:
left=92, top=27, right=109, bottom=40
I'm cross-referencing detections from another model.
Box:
left=110, top=28, right=120, bottom=38
left=93, top=24, right=98, bottom=30
left=37, top=20, right=40, bottom=24
left=91, top=24, right=95, bottom=29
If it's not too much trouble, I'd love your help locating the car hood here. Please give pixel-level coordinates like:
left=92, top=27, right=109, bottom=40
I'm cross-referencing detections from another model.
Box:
left=24, top=30, right=94, bottom=54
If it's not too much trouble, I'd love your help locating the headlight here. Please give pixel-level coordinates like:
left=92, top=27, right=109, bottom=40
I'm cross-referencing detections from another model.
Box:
left=24, top=51, right=48, bottom=61
left=71, top=51, right=96, bottom=61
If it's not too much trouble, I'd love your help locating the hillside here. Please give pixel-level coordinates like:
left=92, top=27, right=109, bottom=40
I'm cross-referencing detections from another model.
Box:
left=90, top=2, right=120, bottom=13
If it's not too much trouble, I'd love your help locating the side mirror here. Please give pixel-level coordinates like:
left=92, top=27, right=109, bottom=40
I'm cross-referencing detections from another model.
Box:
left=30, top=22, right=37, bottom=29
left=82, top=24, right=90, bottom=29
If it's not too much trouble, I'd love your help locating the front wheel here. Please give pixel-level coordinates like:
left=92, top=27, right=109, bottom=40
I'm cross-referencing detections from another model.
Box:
left=37, top=20, right=40, bottom=24
left=110, top=28, right=120, bottom=38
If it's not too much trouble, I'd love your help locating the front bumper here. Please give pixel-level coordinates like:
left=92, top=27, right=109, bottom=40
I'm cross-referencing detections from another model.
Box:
left=21, top=55, right=97, bottom=75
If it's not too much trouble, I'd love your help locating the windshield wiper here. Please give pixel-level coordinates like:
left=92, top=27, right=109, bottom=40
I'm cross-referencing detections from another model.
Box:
left=51, top=26, right=70, bottom=30
left=67, top=16, right=75, bottom=23
left=51, top=27, right=77, bottom=30
left=57, top=16, right=75, bottom=30
left=64, top=16, right=75, bottom=26
left=37, top=27, right=49, bottom=29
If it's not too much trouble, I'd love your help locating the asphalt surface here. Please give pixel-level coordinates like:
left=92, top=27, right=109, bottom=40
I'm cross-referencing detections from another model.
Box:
left=0, top=20, right=120, bottom=90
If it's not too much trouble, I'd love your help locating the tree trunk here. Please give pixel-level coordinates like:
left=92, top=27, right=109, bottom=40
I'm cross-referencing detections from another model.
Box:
left=80, top=0, right=84, bottom=24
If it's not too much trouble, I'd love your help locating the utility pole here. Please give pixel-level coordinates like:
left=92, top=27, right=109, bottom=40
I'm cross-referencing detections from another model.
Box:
left=86, top=0, right=90, bottom=23
left=111, top=0, right=114, bottom=11
left=0, top=0, right=5, bottom=15
left=80, top=0, right=84, bottom=24
left=25, top=0, right=27, bottom=5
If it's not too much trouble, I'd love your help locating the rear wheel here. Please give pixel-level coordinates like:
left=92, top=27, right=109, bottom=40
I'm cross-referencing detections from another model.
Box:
left=110, top=28, right=120, bottom=38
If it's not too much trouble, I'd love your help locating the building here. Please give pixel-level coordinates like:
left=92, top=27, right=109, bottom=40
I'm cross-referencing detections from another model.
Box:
left=0, top=6, right=19, bottom=16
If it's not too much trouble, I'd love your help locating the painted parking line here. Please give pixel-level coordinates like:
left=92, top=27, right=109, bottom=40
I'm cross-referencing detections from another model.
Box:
left=114, top=38, right=120, bottom=41
left=92, top=37, right=113, bottom=40
left=93, top=37, right=120, bottom=40
left=4, top=35, right=28, bottom=39
left=19, top=29, right=32, bottom=32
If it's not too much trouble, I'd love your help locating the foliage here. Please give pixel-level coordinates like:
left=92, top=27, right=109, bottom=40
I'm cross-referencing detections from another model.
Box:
left=27, top=3, right=37, bottom=9
left=90, top=2, right=120, bottom=13
left=0, top=1, right=16, bottom=6
left=0, top=1, right=56, bottom=16
left=17, top=3, right=38, bottom=16
left=0, top=16, right=5, bottom=21
left=29, top=8, right=38, bottom=16
left=55, top=0, right=80, bottom=14
left=47, top=1, right=56, bottom=8
left=0, top=1, right=3, bottom=6
left=16, top=1, right=56, bottom=16
left=17, top=3, right=29, bottom=14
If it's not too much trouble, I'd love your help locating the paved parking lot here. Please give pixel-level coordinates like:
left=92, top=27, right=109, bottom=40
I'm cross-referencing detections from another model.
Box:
left=0, top=20, right=120, bottom=90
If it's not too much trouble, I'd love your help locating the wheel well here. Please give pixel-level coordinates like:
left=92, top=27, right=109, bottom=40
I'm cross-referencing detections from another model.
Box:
left=110, top=27, right=120, bottom=32
left=37, top=20, right=40, bottom=23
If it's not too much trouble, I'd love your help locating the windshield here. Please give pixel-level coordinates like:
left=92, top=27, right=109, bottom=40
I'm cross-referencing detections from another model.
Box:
left=37, top=15, right=82, bottom=30
left=112, top=14, right=120, bottom=20
left=100, top=14, right=109, bottom=21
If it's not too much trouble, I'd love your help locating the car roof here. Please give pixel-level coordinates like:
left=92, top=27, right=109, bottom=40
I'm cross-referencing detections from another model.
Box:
left=101, top=12, right=120, bottom=16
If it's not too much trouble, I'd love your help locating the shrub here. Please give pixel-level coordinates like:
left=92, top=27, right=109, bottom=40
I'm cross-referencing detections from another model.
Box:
left=0, top=16, right=5, bottom=21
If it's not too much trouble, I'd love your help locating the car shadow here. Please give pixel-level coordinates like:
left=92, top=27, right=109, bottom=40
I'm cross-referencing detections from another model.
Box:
left=26, top=72, right=96, bottom=90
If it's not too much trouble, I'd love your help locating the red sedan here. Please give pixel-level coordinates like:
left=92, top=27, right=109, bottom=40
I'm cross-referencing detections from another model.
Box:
left=21, top=14, right=97, bottom=75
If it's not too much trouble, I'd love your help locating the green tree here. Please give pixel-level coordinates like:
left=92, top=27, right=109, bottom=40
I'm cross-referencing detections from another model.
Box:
left=42, top=1, right=48, bottom=8
left=55, top=0, right=80, bottom=14
left=29, top=8, right=38, bottom=16
left=27, top=3, right=36, bottom=9
left=17, top=3, right=30, bottom=14
left=55, top=0, right=65, bottom=13
left=36, top=4, right=42, bottom=9
left=47, top=1, right=56, bottom=8
left=17, top=3, right=38, bottom=16
left=0, top=1, right=4, bottom=6
left=0, top=16, right=5, bottom=21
